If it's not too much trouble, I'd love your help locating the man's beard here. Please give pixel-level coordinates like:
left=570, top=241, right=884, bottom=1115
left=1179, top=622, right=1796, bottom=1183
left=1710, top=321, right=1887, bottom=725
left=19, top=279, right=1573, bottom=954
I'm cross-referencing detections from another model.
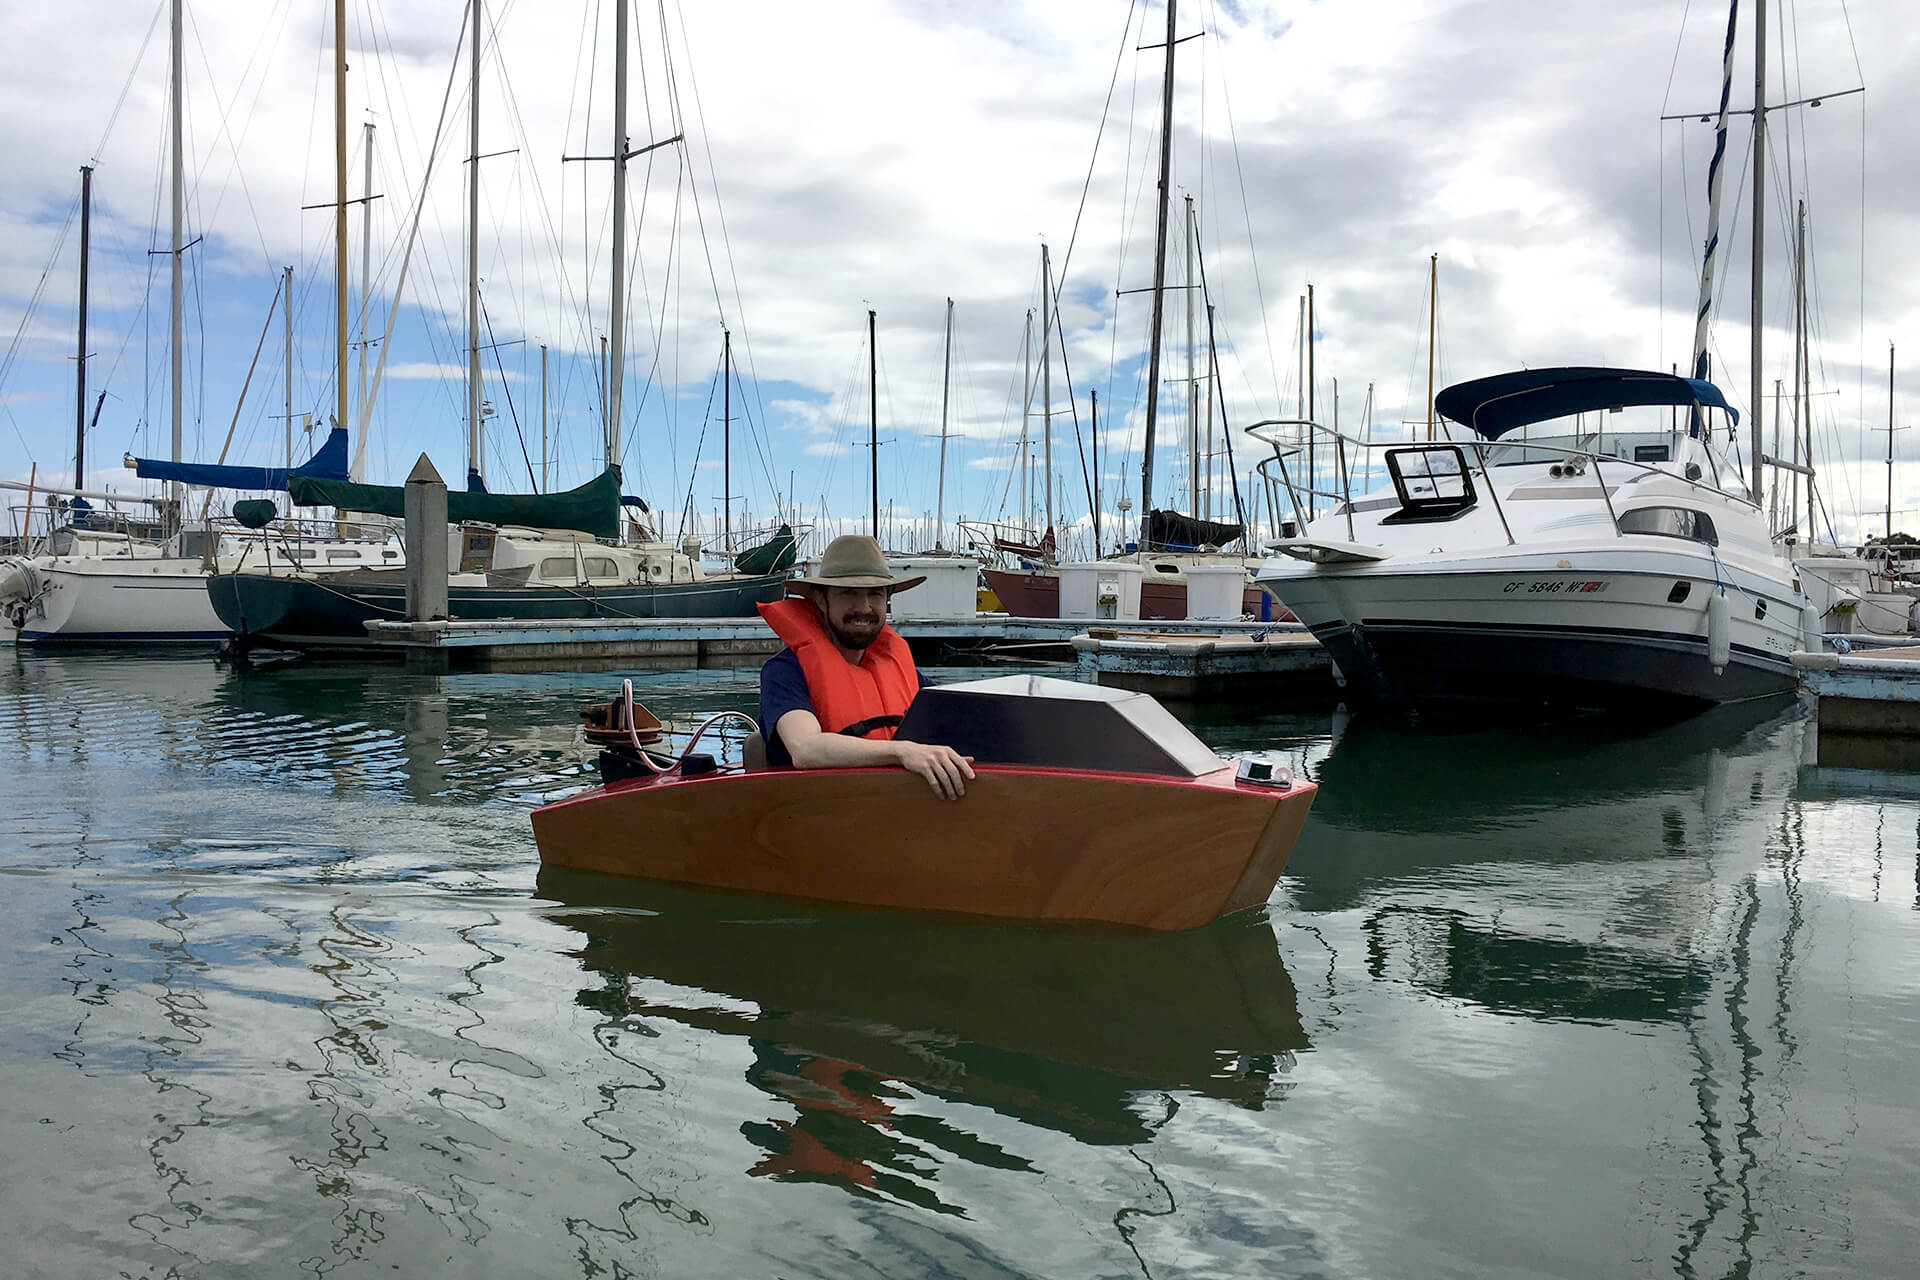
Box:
left=828, top=613, right=881, bottom=650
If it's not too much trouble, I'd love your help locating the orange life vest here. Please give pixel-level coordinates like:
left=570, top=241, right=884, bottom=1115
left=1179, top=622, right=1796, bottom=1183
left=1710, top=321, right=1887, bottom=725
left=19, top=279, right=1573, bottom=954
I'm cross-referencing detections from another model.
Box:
left=758, top=597, right=920, bottom=739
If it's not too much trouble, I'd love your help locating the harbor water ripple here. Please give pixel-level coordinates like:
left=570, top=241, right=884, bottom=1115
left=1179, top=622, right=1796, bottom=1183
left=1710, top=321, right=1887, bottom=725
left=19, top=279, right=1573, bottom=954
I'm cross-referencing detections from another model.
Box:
left=2, top=652, right=1918, bottom=1277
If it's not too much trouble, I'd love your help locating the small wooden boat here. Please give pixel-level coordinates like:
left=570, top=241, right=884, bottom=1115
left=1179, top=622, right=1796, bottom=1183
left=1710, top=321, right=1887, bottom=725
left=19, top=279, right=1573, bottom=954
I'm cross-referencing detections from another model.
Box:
left=532, top=675, right=1317, bottom=932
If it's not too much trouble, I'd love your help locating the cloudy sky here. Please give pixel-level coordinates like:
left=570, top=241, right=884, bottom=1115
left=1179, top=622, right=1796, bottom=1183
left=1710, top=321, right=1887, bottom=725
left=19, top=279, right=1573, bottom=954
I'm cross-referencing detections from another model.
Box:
left=0, top=0, right=1909, bottom=551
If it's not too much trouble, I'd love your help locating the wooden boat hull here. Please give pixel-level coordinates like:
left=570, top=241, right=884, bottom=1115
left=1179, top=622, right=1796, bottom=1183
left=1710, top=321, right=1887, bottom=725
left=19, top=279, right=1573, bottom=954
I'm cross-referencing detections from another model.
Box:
left=532, top=763, right=1316, bottom=932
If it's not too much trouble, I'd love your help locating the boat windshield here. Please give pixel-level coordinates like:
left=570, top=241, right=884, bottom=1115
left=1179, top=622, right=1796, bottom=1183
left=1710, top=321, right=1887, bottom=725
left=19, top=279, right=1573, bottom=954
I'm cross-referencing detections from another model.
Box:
left=1478, top=404, right=1740, bottom=488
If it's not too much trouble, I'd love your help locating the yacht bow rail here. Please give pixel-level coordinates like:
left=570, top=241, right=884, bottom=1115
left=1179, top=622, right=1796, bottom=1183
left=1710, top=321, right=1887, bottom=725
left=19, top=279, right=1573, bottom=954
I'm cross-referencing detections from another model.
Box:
left=1249, top=419, right=1786, bottom=551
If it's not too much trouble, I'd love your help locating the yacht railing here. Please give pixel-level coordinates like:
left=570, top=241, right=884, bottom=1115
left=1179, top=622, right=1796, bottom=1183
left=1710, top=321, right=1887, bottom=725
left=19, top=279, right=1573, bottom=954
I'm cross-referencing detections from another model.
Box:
left=1246, top=419, right=1361, bottom=542
left=1250, top=418, right=1774, bottom=551
left=958, top=519, right=1054, bottom=567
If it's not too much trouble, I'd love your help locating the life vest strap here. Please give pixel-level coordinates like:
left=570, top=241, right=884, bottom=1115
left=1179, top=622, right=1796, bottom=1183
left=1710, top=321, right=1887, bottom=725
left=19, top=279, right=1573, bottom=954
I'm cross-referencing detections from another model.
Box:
left=836, top=714, right=904, bottom=739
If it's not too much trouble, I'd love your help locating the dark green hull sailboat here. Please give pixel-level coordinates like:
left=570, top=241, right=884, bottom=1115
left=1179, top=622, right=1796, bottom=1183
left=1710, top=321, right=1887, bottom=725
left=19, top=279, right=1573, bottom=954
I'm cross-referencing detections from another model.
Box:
left=209, top=567, right=789, bottom=653
left=212, top=469, right=793, bottom=652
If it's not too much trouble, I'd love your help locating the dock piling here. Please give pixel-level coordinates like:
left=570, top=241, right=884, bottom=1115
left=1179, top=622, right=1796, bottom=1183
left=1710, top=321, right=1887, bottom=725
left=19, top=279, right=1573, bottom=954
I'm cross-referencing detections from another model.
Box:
left=404, top=453, right=449, bottom=625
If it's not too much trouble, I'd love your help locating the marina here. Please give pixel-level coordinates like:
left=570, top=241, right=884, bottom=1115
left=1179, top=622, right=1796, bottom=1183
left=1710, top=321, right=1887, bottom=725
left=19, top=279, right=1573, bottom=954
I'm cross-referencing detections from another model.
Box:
left=5, top=0, right=1920, bottom=1274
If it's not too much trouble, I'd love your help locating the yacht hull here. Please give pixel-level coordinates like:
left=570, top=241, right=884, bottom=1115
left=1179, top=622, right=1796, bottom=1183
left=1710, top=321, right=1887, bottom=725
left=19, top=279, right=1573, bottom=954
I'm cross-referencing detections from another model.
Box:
left=1262, top=546, right=1802, bottom=709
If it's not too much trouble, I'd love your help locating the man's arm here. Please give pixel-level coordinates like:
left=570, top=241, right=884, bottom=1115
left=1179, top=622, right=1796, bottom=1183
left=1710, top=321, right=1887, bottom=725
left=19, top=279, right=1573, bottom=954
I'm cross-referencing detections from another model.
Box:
left=775, top=708, right=975, bottom=800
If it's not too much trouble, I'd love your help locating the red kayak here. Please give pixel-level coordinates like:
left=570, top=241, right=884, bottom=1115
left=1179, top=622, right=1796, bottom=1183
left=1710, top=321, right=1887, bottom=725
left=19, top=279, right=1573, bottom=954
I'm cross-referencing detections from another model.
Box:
left=531, top=675, right=1316, bottom=932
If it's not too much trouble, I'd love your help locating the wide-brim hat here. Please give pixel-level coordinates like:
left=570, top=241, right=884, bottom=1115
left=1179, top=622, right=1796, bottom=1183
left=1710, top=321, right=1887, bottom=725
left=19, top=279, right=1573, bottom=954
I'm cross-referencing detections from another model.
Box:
left=791, top=535, right=926, bottom=593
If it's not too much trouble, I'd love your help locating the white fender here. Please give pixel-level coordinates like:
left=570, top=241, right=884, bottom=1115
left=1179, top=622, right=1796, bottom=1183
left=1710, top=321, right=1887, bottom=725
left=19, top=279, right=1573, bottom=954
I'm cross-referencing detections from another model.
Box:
left=1707, top=590, right=1731, bottom=673
left=1802, top=601, right=1824, bottom=653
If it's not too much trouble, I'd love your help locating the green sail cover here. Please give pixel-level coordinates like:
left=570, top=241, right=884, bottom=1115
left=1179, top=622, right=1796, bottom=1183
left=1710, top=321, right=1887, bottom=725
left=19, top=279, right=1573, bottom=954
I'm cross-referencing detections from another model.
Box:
left=288, top=467, right=623, bottom=540
left=733, top=523, right=798, bottom=575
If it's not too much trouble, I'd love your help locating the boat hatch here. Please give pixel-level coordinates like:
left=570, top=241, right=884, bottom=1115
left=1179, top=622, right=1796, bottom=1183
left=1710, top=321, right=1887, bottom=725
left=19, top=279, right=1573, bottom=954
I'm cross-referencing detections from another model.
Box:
left=1381, top=446, right=1477, bottom=524
left=896, top=674, right=1227, bottom=777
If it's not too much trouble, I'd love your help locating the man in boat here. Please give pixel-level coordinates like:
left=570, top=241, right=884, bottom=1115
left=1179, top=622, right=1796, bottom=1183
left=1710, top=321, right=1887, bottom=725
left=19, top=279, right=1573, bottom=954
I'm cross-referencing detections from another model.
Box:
left=758, top=535, right=975, bottom=799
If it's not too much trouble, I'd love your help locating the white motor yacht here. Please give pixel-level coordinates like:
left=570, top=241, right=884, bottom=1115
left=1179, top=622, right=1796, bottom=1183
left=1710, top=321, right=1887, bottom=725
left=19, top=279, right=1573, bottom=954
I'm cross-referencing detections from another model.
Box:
left=1253, top=367, right=1811, bottom=710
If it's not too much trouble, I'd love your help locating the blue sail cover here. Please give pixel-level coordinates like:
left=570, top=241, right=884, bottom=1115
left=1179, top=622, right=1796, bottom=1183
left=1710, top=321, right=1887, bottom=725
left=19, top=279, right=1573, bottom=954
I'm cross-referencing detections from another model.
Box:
left=1434, top=368, right=1737, bottom=440
left=132, top=426, right=351, bottom=491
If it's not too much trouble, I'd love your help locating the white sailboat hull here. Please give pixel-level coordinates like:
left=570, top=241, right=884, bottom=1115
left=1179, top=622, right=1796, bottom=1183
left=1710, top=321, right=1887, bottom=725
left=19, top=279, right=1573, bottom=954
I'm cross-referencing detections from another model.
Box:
left=14, top=558, right=230, bottom=643
left=5, top=539, right=403, bottom=645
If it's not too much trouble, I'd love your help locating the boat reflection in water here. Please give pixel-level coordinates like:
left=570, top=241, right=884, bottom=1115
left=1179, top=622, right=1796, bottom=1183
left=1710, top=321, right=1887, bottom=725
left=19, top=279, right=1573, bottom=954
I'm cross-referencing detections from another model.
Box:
left=537, top=869, right=1305, bottom=1210
left=1289, top=695, right=1809, bottom=913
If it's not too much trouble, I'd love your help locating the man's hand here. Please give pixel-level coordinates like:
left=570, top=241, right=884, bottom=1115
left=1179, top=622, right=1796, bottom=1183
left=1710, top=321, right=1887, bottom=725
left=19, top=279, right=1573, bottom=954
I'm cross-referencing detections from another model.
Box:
left=892, top=741, right=975, bottom=800
left=779, top=709, right=976, bottom=798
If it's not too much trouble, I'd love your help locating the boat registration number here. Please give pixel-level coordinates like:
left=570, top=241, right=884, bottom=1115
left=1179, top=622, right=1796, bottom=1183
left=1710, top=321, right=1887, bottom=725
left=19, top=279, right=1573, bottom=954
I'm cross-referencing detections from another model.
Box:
left=1503, top=579, right=1610, bottom=594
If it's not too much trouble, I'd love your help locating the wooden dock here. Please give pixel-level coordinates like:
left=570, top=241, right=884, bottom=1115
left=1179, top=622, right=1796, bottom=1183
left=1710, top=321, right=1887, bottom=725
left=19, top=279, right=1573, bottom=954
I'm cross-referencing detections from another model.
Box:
left=1793, top=645, right=1920, bottom=734
left=1071, top=625, right=1334, bottom=698
left=359, top=614, right=1287, bottom=674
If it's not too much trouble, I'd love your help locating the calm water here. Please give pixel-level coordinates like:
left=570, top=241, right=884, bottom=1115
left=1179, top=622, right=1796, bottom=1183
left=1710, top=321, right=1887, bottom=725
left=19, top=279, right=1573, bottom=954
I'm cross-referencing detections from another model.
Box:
left=2, top=651, right=1918, bottom=1279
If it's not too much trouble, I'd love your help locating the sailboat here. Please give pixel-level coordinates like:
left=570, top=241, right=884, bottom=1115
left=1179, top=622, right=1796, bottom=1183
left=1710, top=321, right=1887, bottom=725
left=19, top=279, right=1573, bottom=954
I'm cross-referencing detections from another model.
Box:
left=205, top=0, right=785, bottom=655
left=0, top=3, right=405, bottom=646
left=982, top=11, right=1266, bottom=621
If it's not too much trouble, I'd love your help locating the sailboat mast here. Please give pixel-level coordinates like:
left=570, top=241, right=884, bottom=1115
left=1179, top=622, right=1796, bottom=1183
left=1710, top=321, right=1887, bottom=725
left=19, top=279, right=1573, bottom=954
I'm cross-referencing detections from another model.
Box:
left=1041, top=243, right=1054, bottom=540
left=1091, top=388, right=1100, bottom=556
left=75, top=165, right=91, bottom=490
left=1185, top=196, right=1197, bottom=518
left=1801, top=207, right=1813, bottom=543
left=1139, top=0, right=1178, bottom=547
left=1791, top=199, right=1805, bottom=535
left=1748, top=0, right=1766, bottom=502
left=1205, top=302, right=1215, bottom=521
left=334, top=0, right=349, bottom=470
left=467, top=0, right=483, bottom=484
left=869, top=308, right=878, bottom=539
left=540, top=343, right=547, bottom=492
left=283, top=264, right=293, bottom=468
left=608, top=0, right=628, bottom=474
left=170, top=0, right=185, bottom=516
left=1307, top=281, right=1316, bottom=500
left=1426, top=254, right=1436, bottom=440
left=1690, top=0, right=1738, bottom=435
left=1019, top=308, right=1031, bottom=532
left=936, top=296, right=951, bottom=551
left=723, top=328, right=731, bottom=547
left=355, top=118, right=374, bottom=479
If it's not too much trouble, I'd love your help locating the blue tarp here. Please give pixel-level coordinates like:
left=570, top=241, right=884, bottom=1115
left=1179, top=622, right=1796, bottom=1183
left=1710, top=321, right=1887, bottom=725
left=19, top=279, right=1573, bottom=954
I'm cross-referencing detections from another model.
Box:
left=1434, top=368, right=1738, bottom=440
left=132, top=426, right=350, bottom=490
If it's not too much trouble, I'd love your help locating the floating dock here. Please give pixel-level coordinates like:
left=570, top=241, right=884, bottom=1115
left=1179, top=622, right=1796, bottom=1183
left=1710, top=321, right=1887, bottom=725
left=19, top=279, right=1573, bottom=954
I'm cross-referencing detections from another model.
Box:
left=1793, top=645, right=1920, bottom=735
left=359, top=614, right=1289, bottom=674
left=1071, top=624, right=1334, bottom=698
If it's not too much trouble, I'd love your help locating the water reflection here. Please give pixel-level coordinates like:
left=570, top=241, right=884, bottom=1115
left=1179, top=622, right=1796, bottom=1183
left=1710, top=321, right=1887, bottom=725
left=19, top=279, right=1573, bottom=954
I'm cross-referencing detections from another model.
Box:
left=1288, top=696, right=1811, bottom=912
left=1364, top=906, right=1709, bottom=1024
left=539, top=871, right=1306, bottom=1213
